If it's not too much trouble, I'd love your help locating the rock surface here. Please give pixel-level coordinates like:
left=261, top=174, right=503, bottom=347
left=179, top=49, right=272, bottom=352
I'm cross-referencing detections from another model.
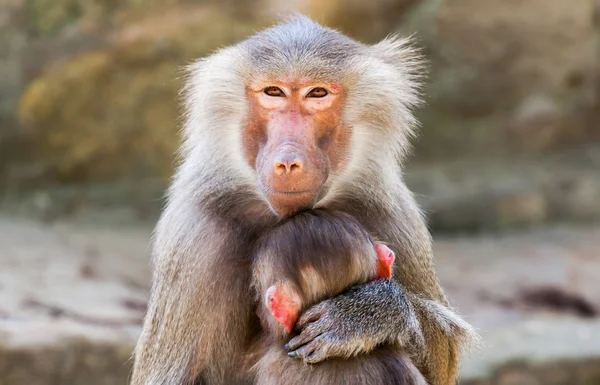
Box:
left=0, top=217, right=149, bottom=384
left=460, top=319, right=600, bottom=385
left=398, top=0, right=599, bottom=160
left=406, top=145, right=600, bottom=231
left=16, top=5, right=267, bottom=182
left=301, top=0, right=421, bottom=42
left=1, top=215, right=599, bottom=384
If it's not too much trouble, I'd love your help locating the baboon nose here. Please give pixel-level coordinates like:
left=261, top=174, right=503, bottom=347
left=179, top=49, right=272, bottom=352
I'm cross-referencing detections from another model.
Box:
left=274, top=156, right=303, bottom=176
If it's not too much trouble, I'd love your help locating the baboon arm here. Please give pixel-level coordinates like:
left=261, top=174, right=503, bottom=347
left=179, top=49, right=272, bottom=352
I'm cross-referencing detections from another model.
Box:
left=327, top=189, right=478, bottom=385
left=405, top=293, right=477, bottom=385
left=131, top=278, right=201, bottom=385
left=285, top=261, right=474, bottom=385
left=130, top=205, right=255, bottom=385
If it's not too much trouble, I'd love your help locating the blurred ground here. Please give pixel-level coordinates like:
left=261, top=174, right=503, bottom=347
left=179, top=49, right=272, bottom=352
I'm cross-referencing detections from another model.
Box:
left=1, top=214, right=599, bottom=384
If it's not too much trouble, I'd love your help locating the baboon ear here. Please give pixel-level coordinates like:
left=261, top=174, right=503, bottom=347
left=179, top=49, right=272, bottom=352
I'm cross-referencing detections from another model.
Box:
left=265, top=284, right=301, bottom=333
left=375, top=243, right=395, bottom=279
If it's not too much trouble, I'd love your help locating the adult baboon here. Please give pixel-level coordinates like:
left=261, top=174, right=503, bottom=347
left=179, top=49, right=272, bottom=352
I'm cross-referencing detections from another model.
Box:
left=131, top=15, right=477, bottom=385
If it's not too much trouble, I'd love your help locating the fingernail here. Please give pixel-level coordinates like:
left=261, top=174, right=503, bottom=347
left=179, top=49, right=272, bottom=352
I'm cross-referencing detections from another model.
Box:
left=288, top=351, right=297, bottom=358
left=284, top=343, right=290, bottom=350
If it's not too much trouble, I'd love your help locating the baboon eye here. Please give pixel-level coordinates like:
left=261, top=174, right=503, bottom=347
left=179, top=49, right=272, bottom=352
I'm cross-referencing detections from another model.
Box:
left=306, top=87, right=328, bottom=98
left=264, top=86, right=285, bottom=97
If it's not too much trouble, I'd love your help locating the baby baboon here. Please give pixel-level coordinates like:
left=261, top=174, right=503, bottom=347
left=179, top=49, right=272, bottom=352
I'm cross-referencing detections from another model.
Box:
left=251, top=209, right=427, bottom=385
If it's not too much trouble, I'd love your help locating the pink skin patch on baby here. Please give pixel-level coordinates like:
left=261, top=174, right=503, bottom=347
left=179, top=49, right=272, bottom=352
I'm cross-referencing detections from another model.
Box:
left=375, top=244, right=395, bottom=279
left=265, top=285, right=300, bottom=333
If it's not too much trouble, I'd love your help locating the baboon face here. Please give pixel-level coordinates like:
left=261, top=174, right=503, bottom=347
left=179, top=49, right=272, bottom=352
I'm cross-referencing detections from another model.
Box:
left=243, top=79, right=349, bottom=217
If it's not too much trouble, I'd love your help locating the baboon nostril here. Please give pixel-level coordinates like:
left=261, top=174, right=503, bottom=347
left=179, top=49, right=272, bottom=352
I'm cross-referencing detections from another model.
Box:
left=275, top=162, right=287, bottom=174
left=274, top=159, right=303, bottom=175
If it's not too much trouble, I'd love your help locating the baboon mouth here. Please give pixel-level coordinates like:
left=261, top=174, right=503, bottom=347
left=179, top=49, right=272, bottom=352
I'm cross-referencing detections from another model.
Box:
left=263, top=188, right=319, bottom=217
left=262, top=185, right=320, bottom=198
left=270, top=189, right=315, bottom=196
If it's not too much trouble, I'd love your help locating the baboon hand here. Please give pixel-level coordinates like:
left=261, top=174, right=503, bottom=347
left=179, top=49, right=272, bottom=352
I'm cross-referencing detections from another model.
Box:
left=284, top=279, right=423, bottom=364
left=283, top=297, right=360, bottom=364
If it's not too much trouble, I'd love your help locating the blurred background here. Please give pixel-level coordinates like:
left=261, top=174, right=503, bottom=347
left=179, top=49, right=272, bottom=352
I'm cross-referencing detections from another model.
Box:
left=0, top=0, right=598, bottom=384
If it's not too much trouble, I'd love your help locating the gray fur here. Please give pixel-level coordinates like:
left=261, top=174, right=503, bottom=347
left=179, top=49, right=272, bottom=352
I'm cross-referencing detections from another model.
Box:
left=130, top=14, right=477, bottom=385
